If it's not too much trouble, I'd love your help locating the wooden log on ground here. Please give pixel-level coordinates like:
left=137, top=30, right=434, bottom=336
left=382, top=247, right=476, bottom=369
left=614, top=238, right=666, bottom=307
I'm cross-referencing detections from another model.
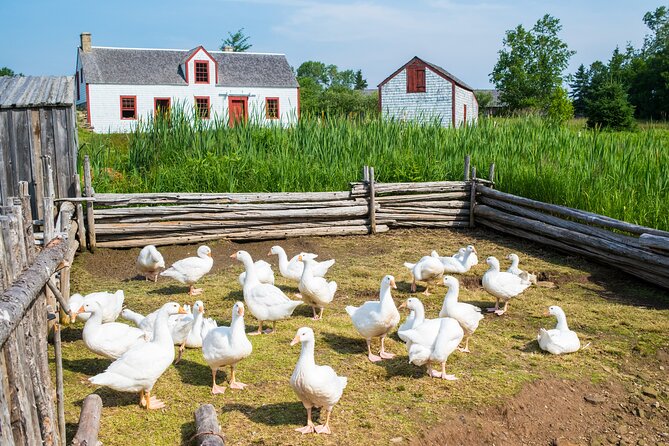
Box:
left=193, top=404, right=225, bottom=446
left=94, top=191, right=352, bottom=207
left=71, top=394, right=102, bottom=446
left=639, top=233, right=669, bottom=253
left=477, top=185, right=669, bottom=238
left=476, top=217, right=669, bottom=290
left=478, top=196, right=641, bottom=248
left=474, top=205, right=669, bottom=273
left=350, top=181, right=468, bottom=197
left=95, top=224, right=390, bottom=249
left=83, top=156, right=95, bottom=252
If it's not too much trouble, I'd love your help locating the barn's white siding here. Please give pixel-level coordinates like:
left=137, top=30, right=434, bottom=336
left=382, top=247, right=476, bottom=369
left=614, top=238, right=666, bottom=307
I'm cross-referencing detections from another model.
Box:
left=86, top=84, right=298, bottom=133
left=379, top=60, right=478, bottom=128
left=454, top=84, right=478, bottom=127
left=381, top=69, right=453, bottom=127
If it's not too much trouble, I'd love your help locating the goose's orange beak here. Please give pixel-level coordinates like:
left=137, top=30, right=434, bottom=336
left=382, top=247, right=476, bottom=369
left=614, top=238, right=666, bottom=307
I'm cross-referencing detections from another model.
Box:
left=297, top=255, right=303, bottom=262
left=398, top=301, right=407, bottom=310
left=542, top=310, right=550, bottom=316
left=390, top=278, right=397, bottom=289
left=237, top=306, right=244, bottom=316
left=267, top=250, right=273, bottom=256
left=199, top=306, right=204, bottom=313
left=290, top=335, right=300, bottom=346
left=178, top=306, right=188, bottom=314
left=230, top=253, right=237, bottom=259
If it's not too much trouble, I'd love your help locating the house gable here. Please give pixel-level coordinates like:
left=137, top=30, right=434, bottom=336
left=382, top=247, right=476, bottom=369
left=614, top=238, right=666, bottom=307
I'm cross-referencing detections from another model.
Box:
left=182, top=46, right=218, bottom=85
left=378, top=56, right=474, bottom=92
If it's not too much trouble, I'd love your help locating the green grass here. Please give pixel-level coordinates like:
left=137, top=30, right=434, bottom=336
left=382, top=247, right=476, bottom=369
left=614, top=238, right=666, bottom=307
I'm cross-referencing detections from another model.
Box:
left=57, top=229, right=669, bottom=445
left=79, top=114, right=669, bottom=231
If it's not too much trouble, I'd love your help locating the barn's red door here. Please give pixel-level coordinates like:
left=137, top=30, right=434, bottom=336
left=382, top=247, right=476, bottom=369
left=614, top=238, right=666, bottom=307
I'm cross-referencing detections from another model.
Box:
left=228, top=97, right=248, bottom=126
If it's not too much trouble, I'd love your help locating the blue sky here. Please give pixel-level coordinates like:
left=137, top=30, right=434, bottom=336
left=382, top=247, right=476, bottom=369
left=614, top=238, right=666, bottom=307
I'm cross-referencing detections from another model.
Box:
left=0, top=0, right=663, bottom=88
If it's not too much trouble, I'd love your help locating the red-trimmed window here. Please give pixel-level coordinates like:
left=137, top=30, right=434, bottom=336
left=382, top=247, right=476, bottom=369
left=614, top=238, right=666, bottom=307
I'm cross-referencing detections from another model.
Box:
left=154, top=98, right=171, bottom=116
left=195, top=96, right=210, bottom=119
left=266, top=97, right=279, bottom=119
left=195, top=61, right=209, bottom=83
left=120, top=96, right=137, bottom=120
left=407, top=66, right=426, bottom=93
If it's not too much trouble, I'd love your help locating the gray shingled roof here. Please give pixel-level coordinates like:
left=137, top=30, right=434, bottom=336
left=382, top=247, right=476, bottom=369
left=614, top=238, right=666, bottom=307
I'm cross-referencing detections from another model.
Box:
left=0, top=76, right=74, bottom=109
left=80, top=47, right=299, bottom=88
left=426, top=61, right=474, bottom=91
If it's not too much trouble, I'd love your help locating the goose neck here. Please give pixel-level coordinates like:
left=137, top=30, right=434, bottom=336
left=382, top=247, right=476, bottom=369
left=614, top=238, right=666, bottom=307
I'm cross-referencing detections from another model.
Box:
left=152, top=307, right=172, bottom=343
left=413, top=303, right=426, bottom=326
left=297, top=339, right=315, bottom=368
left=554, top=312, right=569, bottom=331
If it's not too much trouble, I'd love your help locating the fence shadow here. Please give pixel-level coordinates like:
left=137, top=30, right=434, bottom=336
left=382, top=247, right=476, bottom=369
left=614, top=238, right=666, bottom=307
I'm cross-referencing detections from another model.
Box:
left=321, top=332, right=365, bottom=355
left=62, top=357, right=109, bottom=376
left=173, top=358, right=212, bottom=387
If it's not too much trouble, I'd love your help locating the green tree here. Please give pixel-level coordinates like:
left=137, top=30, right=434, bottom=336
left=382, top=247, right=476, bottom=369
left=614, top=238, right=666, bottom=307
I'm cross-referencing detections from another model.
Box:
left=297, top=61, right=329, bottom=87
left=474, top=91, right=493, bottom=116
left=296, top=76, right=323, bottom=115
left=353, top=70, right=368, bottom=90
left=546, top=86, right=574, bottom=124
left=490, top=14, right=575, bottom=113
left=586, top=79, right=636, bottom=130
left=221, top=28, right=252, bottom=52
left=569, top=64, right=590, bottom=116
left=0, top=67, right=16, bottom=76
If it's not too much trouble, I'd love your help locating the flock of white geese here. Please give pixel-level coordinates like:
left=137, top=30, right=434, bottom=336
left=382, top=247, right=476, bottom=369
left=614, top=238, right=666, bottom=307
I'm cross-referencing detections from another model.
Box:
left=69, top=243, right=582, bottom=435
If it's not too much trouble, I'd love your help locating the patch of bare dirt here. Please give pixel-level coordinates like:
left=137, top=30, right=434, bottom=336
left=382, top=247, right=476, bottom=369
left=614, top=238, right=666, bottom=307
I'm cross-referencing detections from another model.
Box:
left=412, top=372, right=669, bottom=446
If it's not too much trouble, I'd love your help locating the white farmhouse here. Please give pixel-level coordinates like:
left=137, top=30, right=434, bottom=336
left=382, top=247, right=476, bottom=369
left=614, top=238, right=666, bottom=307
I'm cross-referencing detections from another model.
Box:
left=74, top=33, right=300, bottom=133
left=378, top=56, right=478, bottom=128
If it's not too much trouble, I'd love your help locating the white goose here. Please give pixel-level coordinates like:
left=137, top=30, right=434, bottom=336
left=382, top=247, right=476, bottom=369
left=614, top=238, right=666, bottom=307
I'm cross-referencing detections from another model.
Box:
left=136, top=245, right=165, bottom=282
left=80, top=301, right=147, bottom=359
left=202, top=301, right=253, bottom=394
left=438, top=276, right=484, bottom=353
left=432, top=246, right=479, bottom=269
left=269, top=246, right=335, bottom=282
left=506, top=253, right=538, bottom=284
left=346, top=275, right=400, bottom=362
left=537, top=306, right=581, bottom=355
left=404, top=256, right=444, bottom=295
left=297, top=254, right=337, bottom=320
left=431, top=245, right=478, bottom=273
left=160, top=245, right=213, bottom=296
left=290, top=327, right=347, bottom=435
left=397, top=296, right=428, bottom=344
left=398, top=297, right=464, bottom=380
left=397, top=309, right=417, bottom=343
left=239, top=260, right=274, bottom=286
left=482, top=256, right=531, bottom=316
left=233, top=250, right=302, bottom=335
left=89, top=302, right=187, bottom=410
left=69, top=290, right=124, bottom=323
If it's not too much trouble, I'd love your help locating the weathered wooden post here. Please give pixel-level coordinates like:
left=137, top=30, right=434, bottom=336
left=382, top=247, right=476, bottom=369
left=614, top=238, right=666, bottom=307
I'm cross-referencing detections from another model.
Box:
left=42, top=156, right=55, bottom=244
left=74, top=173, right=87, bottom=252
left=464, top=155, right=471, bottom=181
left=469, top=166, right=477, bottom=228
left=71, top=394, right=102, bottom=446
left=488, top=163, right=496, bottom=189
left=83, top=156, right=96, bottom=252
left=18, top=182, right=35, bottom=262
left=193, top=404, right=225, bottom=445
left=48, top=307, right=66, bottom=446
left=368, top=166, right=377, bottom=235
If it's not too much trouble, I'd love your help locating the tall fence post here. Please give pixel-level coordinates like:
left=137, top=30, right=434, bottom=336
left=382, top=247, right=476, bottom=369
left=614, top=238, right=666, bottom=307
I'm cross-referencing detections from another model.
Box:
left=368, top=167, right=377, bottom=235
left=83, top=156, right=96, bottom=252
left=41, top=156, right=55, bottom=244
left=464, top=155, right=471, bottom=181
left=469, top=166, right=477, bottom=228
left=488, top=163, right=495, bottom=189
left=74, top=173, right=87, bottom=252
left=18, top=182, right=35, bottom=263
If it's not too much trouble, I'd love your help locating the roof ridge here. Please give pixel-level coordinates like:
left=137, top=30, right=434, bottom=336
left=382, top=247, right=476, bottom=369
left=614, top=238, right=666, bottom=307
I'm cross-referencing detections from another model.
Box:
left=91, top=46, right=285, bottom=56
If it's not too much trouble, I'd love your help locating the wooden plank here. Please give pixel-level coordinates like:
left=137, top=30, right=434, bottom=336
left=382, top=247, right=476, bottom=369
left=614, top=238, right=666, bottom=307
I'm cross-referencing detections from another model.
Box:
left=375, top=191, right=469, bottom=203
left=350, top=181, right=468, bottom=197
left=12, top=111, right=32, bottom=201
left=639, top=233, right=669, bottom=253
left=0, top=113, right=11, bottom=207
left=477, top=185, right=669, bottom=238
left=368, top=166, right=376, bottom=234
left=41, top=156, right=55, bottom=244
left=71, top=394, right=102, bottom=446
left=29, top=110, right=44, bottom=221
left=0, top=353, right=16, bottom=446
left=488, top=163, right=495, bottom=188
left=388, top=220, right=470, bottom=229
left=474, top=205, right=669, bottom=272
left=83, top=156, right=95, bottom=252
left=96, top=224, right=389, bottom=248
left=51, top=108, right=70, bottom=199
left=469, top=167, right=476, bottom=228
left=18, top=182, right=36, bottom=263
left=478, top=196, right=641, bottom=248
left=4, top=111, right=19, bottom=201
left=375, top=213, right=469, bottom=222
left=94, top=190, right=353, bottom=207
left=378, top=203, right=469, bottom=213
left=193, top=404, right=225, bottom=446
left=463, top=155, right=470, bottom=181
left=53, top=319, right=65, bottom=446
left=73, top=174, right=86, bottom=251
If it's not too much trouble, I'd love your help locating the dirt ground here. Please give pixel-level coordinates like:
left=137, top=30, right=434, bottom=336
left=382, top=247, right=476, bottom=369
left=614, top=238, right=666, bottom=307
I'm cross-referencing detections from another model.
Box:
left=65, top=228, right=669, bottom=446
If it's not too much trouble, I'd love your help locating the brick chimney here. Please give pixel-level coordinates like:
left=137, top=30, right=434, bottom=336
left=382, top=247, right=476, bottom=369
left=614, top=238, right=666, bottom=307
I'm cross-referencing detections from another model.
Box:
left=80, top=32, right=92, bottom=53
left=223, top=45, right=234, bottom=52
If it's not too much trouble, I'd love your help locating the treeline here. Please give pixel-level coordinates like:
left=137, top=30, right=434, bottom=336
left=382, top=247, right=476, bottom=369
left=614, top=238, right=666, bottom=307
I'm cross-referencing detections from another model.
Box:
left=569, top=5, right=669, bottom=129
left=296, top=61, right=378, bottom=118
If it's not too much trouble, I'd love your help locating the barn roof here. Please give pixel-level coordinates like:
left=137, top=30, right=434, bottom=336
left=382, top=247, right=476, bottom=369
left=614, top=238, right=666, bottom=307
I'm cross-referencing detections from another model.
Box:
left=474, top=89, right=505, bottom=107
left=378, top=56, right=474, bottom=91
left=0, top=76, right=74, bottom=109
left=79, top=47, right=299, bottom=88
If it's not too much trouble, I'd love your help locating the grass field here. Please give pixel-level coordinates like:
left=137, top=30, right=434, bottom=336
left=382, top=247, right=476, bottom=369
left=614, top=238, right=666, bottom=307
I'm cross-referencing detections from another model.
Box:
left=58, top=228, right=669, bottom=445
left=79, top=115, right=669, bottom=231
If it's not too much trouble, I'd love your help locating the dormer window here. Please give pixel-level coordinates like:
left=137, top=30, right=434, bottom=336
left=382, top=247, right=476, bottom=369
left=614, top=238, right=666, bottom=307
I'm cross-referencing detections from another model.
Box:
left=195, top=61, right=209, bottom=83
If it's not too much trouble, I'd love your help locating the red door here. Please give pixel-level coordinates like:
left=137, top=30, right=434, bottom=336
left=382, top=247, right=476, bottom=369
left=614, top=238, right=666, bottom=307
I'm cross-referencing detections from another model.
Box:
left=228, top=97, right=248, bottom=126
